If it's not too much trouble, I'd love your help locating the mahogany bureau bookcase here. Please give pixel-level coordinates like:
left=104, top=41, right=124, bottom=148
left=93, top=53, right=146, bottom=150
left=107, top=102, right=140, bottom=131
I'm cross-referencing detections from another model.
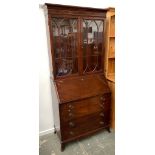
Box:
left=43, top=3, right=112, bottom=151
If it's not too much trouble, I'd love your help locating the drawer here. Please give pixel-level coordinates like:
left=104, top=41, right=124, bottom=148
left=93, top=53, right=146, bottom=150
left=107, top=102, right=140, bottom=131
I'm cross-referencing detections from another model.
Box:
left=60, top=93, right=111, bottom=122
left=61, top=111, right=110, bottom=140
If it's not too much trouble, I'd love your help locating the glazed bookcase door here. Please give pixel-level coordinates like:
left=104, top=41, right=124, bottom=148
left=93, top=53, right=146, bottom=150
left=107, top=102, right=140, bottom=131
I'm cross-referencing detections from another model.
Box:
left=51, top=18, right=78, bottom=78
left=82, top=19, right=104, bottom=74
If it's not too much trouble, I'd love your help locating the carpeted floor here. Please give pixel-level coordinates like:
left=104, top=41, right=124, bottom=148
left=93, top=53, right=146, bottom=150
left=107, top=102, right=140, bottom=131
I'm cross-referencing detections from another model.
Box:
left=39, top=130, right=115, bottom=155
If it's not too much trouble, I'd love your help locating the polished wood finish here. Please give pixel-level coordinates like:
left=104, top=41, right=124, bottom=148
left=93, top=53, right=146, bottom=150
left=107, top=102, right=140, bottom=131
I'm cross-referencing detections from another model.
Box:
left=44, top=3, right=112, bottom=151
left=60, top=93, right=111, bottom=122
left=61, top=111, right=110, bottom=140
left=55, top=74, right=110, bottom=103
left=46, top=3, right=107, bottom=18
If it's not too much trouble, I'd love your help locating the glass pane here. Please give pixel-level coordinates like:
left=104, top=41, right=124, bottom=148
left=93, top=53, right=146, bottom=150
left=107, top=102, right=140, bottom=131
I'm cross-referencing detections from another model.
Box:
left=82, top=19, right=103, bottom=73
left=52, top=18, right=78, bottom=77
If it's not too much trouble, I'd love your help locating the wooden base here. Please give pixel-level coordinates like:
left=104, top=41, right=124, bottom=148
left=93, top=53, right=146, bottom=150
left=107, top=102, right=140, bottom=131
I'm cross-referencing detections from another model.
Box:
left=107, top=127, right=111, bottom=133
left=59, top=127, right=111, bottom=151
left=61, top=143, right=65, bottom=152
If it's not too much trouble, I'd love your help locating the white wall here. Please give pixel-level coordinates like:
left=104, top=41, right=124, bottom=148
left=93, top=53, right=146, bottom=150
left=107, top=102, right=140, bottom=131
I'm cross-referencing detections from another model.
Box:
left=39, top=7, right=54, bottom=135
left=39, top=0, right=115, bottom=135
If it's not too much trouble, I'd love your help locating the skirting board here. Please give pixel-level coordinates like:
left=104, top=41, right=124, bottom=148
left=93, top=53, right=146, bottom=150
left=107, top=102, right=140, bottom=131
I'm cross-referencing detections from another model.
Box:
left=39, top=128, right=54, bottom=136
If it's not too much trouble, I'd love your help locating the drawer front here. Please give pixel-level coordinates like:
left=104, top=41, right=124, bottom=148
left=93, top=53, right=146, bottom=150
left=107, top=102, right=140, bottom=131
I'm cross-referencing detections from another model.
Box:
left=61, top=111, right=110, bottom=140
left=60, top=93, right=111, bottom=122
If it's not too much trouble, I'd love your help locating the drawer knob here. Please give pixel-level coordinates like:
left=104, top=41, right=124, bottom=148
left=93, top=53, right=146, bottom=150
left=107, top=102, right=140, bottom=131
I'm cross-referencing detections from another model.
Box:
left=68, top=113, right=74, bottom=117
left=69, top=122, right=75, bottom=127
left=100, top=97, right=106, bottom=101
left=68, top=104, right=74, bottom=109
left=100, top=113, right=104, bottom=117
left=100, top=121, right=104, bottom=125
left=100, top=104, right=104, bottom=108
left=69, top=131, right=74, bottom=135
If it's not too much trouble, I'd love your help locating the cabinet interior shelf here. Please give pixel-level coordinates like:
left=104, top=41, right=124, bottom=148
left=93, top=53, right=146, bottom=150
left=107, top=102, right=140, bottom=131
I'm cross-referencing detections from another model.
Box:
left=108, top=36, right=115, bottom=38
left=108, top=55, right=115, bottom=59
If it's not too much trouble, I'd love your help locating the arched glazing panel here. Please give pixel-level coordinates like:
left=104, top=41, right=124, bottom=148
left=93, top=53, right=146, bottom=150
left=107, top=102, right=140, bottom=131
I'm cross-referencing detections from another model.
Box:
left=82, top=19, right=104, bottom=73
left=52, top=18, right=78, bottom=77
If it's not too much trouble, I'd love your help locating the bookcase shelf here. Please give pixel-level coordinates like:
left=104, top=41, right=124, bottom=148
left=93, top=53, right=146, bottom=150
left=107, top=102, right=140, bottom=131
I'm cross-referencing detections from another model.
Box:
left=105, top=11, right=115, bottom=82
left=110, top=15, right=115, bottom=37
left=45, top=3, right=112, bottom=151
left=108, top=36, right=115, bottom=38
left=104, top=8, right=115, bottom=129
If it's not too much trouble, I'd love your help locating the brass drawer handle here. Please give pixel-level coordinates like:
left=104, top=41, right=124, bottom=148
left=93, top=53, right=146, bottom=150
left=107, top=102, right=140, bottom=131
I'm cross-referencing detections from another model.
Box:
left=68, top=104, right=74, bottom=109
left=100, top=113, right=104, bottom=117
left=68, top=113, right=74, bottom=117
left=69, top=131, right=74, bottom=135
left=68, top=109, right=72, bottom=112
left=69, top=122, right=75, bottom=127
left=102, top=102, right=105, bottom=105
left=100, top=97, right=106, bottom=101
left=100, top=121, right=104, bottom=125
left=100, top=104, right=104, bottom=108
